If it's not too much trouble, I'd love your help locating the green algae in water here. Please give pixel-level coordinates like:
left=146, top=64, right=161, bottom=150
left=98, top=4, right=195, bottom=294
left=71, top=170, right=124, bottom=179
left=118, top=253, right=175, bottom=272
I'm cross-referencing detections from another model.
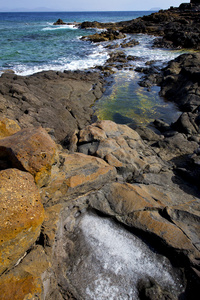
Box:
left=94, top=71, right=181, bottom=126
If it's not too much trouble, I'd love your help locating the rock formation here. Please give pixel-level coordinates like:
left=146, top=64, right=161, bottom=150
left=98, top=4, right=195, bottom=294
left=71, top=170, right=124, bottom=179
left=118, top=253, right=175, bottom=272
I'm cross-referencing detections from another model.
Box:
left=80, top=4, right=200, bottom=50
left=0, top=116, right=199, bottom=299
left=53, top=19, right=67, bottom=25
left=81, top=29, right=126, bottom=42
left=0, top=70, right=105, bottom=144
left=0, top=4, right=200, bottom=300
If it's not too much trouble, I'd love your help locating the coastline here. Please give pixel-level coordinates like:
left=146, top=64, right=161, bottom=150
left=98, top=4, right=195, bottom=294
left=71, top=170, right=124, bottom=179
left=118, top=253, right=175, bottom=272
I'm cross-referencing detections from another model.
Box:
left=0, top=4, right=200, bottom=299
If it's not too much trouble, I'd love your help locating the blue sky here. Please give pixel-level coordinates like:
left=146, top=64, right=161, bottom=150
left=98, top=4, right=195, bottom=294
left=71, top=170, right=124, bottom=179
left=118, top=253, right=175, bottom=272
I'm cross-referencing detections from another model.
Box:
left=0, top=0, right=190, bottom=11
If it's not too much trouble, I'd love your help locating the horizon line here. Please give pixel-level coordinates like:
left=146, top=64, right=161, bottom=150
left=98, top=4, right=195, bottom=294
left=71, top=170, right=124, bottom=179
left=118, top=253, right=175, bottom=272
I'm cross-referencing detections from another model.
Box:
left=0, top=9, right=161, bottom=13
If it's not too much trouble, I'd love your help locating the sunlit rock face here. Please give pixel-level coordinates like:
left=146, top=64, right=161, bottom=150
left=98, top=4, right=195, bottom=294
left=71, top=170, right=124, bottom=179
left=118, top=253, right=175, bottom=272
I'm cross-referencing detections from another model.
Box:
left=65, top=212, right=184, bottom=300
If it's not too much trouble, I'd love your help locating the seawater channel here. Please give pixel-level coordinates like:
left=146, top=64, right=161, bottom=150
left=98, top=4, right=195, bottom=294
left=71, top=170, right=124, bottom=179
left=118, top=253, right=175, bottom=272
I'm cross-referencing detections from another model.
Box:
left=94, top=34, right=188, bottom=127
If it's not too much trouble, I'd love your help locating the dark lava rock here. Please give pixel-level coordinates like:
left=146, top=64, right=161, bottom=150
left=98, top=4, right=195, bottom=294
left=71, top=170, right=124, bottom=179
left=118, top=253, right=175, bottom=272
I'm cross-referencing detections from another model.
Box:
left=80, top=4, right=200, bottom=50
left=172, top=112, right=199, bottom=135
left=0, top=70, right=105, bottom=144
left=81, top=29, right=126, bottom=43
left=120, top=38, right=139, bottom=48
left=53, top=18, right=67, bottom=25
left=159, top=53, right=200, bottom=112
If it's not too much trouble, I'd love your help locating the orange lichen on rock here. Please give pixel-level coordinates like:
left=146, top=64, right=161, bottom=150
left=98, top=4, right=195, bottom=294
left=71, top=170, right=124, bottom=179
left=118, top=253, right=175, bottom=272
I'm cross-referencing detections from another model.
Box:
left=0, top=169, right=45, bottom=275
left=0, top=117, right=21, bottom=138
left=0, top=271, right=42, bottom=300
left=0, top=127, right=57, bottom=187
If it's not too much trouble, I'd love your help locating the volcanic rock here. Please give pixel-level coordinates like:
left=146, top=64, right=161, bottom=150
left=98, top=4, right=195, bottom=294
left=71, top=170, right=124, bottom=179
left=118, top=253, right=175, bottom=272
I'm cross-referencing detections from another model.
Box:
left=0, top=70, right=105, bottom=143
left=0, top=169, right=44, bottom=275
left=77, top=120, right=165, bottom=181
left=0, top=127, right=57, bottom=187
left=81, top=29, right=126, bottom=42
left=53, top=19, right=66, bottom=25
left=0, top=117, right=21, bottom=138
left=40, top=152, right=117, bottom=205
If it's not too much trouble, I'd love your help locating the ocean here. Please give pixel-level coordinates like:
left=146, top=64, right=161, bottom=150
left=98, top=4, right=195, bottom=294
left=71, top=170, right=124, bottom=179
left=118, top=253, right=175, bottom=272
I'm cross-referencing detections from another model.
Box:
left=0, top=11, right=186, bottom=125
left=0, top=11, right=154, bottom=75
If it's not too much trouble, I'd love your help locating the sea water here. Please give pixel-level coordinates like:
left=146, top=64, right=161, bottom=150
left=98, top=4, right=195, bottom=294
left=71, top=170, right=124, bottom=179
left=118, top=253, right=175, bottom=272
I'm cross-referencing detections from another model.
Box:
left=0, top=11, right=156, bottom=75
left=0, top=11, right=186, bottom=125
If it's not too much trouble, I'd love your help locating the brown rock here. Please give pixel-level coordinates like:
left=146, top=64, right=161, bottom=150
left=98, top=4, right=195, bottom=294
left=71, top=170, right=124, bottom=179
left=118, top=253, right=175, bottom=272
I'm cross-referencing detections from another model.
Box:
left=0, top=169, right=44, bottom=275
left=127, top=210, right=197, bottom=252
left=78, top=120, right=164, bottom=180
left=0, top=269, right=42, bottom=300
left=81, top=30, right=126, bottom=43
left=0, top=127, right=57, bottom=187
left=89, top=182, right=171, bottom=216
left=41, top=152, right=117, bottom=204
left=88, top=181, right=199, bottom=259
left=166, top=208, right=200, bottom=251
left=0, top=245, right=50, bottom=300
left=0, top=117, right=21, bottom=138
left=79, top=124, right=107, bottom=143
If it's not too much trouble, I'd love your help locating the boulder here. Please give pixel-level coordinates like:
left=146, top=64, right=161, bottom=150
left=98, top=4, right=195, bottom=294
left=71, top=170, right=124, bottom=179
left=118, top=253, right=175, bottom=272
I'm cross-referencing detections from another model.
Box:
left=0, top=117, right=21, bottom=138
left=172, top=111, right=199, bottom=134
left=0, top=169, right=44, bottom=275
left=0, top=127, right=57, bottom=187
left=77, top=120, right=165, bottom=181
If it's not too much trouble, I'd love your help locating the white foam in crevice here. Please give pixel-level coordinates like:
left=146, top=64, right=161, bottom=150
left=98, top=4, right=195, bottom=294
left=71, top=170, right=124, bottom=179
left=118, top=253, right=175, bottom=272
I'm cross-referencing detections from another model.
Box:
left=79, top=213, right=184, bottom=300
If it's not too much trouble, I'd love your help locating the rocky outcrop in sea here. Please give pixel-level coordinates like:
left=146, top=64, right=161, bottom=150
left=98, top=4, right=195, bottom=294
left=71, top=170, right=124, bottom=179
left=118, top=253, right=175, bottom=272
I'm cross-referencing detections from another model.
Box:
left=80, top=2, right=200, bottom=50
left=0, top=3, right=200, bottom=300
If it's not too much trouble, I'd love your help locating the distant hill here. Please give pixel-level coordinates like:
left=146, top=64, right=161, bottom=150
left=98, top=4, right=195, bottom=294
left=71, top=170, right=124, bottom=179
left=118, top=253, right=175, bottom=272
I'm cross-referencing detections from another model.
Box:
left=0, top=7, right=56, bottom=12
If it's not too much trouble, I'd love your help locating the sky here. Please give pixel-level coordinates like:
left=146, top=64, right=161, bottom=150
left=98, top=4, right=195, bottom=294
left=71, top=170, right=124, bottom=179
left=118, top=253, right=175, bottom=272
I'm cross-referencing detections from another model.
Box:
left=0, top=0, right=190, bottom=12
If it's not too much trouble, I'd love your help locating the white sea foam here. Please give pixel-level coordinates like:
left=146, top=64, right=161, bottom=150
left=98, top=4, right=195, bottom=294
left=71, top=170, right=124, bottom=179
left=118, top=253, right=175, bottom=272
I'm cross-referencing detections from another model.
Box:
left=11, top=46, right=109, bottom=76
left=125, top=34, right=186, bottom=68
left=76, top=213, right=184, bottom=300
left=42, top=24, right=77, bottom=31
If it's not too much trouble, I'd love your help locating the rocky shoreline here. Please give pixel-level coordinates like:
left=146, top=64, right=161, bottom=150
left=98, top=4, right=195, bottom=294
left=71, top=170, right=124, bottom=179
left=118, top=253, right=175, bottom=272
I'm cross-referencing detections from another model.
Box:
left=0, top=3, right=200, bottom=300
